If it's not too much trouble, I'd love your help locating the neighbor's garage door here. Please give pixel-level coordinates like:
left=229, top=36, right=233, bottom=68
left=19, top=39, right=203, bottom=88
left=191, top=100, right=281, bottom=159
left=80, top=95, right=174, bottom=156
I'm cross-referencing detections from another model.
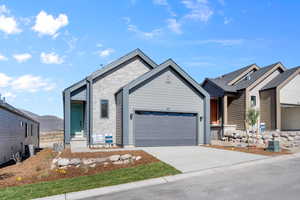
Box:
left=134, top=111, right=197, bottom=147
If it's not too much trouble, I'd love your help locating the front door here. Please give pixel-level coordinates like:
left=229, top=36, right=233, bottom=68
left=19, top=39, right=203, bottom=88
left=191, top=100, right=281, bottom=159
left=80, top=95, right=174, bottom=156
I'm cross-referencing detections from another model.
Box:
left=210, top=99, right=219, bottom=124
left=71, top=103, right=84, bottom=138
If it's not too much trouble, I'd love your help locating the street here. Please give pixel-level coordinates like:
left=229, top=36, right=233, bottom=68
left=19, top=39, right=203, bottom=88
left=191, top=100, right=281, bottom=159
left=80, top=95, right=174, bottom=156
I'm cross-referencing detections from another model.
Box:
left=85, top=156, right=300, bottom=200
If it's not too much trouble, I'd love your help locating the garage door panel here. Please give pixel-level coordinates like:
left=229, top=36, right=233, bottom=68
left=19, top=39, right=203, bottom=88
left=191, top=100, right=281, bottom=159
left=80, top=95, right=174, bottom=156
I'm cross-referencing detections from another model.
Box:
left=134, top=111, right=197, bottom=146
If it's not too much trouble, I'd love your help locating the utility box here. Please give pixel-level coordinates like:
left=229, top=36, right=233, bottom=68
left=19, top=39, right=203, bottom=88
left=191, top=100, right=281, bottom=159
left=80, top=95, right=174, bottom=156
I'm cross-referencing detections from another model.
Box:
left=267, top=140, right=280, bottom=152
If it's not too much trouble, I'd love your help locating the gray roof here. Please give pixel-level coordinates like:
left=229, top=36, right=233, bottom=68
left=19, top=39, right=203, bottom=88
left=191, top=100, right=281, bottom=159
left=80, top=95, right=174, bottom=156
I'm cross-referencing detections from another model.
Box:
left=207, top=64, right=257, bottom=92
left=0, top=99, right=39, bottom=123
left=64, top=48, right=158, bottom=93
left=206, top=62, right=284, bottom=92
left=234, top=63, right=280, bottom=90
left=261, top=66, right=300, bottom=91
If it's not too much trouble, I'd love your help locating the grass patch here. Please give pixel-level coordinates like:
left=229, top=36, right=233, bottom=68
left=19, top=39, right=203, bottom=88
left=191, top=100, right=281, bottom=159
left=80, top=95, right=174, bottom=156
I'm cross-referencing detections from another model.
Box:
left=0, top=162, right=180, bottom=200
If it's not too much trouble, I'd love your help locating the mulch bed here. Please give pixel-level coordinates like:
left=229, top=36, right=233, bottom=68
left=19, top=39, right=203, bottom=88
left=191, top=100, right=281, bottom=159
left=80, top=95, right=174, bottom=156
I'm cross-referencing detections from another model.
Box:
left=0, top=148, right=159, bottom=188
left=206, top=145, right=292, bottom=156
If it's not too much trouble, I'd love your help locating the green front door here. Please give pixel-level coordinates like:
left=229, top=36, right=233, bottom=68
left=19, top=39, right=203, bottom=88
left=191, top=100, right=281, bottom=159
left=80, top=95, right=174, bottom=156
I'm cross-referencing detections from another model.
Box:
left=71, top=103, right=84, bottom=138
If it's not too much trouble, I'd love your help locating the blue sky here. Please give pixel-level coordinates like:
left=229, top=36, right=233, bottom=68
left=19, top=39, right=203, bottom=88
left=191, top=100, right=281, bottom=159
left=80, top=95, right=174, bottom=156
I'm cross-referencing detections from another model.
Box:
left=0, top=0, right=300, bottom=118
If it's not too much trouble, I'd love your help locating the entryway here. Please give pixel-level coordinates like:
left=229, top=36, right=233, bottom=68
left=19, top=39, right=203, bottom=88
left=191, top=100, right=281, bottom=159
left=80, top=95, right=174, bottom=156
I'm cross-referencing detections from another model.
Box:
left=71, top=102, right=85, bottom=138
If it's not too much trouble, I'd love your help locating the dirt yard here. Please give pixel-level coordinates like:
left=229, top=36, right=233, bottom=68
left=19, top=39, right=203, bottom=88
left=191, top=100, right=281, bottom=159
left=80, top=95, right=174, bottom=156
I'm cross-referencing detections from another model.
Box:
left=207, top=145, right=292, bottom=156
left=0, top=148, right=159, bottom=188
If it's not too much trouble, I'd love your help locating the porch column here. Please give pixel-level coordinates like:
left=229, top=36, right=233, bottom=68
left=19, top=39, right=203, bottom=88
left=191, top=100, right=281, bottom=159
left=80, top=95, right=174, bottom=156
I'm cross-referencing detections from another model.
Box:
left=223, top=95, right=228, bottom=125
left=63, top=91, right=71, bottom=144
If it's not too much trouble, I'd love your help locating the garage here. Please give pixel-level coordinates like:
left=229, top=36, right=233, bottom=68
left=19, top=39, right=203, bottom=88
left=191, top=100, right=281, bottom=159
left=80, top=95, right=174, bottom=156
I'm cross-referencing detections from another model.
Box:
left=134, top=111, right=197, bottom=147
left=281, top=105, right=300, bottom=130
left=115, top=59, right=210, bottom=147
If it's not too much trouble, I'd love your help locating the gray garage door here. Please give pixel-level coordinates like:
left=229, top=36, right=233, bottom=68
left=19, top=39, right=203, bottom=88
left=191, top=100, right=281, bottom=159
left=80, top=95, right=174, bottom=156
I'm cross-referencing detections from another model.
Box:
left=134, top=111, right=197, bottom=147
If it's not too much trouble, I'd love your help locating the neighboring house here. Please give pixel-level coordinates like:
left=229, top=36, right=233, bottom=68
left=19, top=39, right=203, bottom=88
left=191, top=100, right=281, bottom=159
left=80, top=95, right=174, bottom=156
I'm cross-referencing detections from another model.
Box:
left=63, top=49, right=210, bottom=148
left=202, top=62, right=300, bottom=138
left=0, top=98, right=39, bottom=165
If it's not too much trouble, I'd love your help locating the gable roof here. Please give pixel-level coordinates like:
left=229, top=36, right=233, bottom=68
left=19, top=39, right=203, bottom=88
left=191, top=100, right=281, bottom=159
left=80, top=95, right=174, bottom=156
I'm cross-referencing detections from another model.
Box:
left=206, top=64, right=258, bottom=93
left=63, top=48, right=158, bottom=93
left=205, top=62, right=286, bottom=93
left=234, top=62, right=285, bottom=90
left=216, top=64, right=257, bottom=85
left=120, top=59, right=210, bottom=98
left=261, top=66, right=300, bottom=91
left=0, top=99, right=39, bottom=123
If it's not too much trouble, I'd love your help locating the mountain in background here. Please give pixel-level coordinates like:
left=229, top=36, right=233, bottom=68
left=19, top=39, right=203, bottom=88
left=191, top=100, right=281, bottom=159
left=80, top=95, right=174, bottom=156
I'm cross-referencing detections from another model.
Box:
left=20, top=109, right=63, bottom=133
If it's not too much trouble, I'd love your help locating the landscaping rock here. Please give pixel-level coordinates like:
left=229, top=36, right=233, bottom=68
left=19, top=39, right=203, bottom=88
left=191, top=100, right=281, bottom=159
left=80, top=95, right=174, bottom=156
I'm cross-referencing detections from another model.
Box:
left=83, top=158, right=96, bottom=165
left=69, top=158, right=81, bottom=166
left=135, top=156, right=142, bottom=161
left=113, top=161, right=123, bottom=165
left=120, top=154, right=132, bottom=160
left=109, top=155, right=121, bottom=162
left=123, top=160, right=130, bottom=164
left=289, top=132, right=297, bottom=137
left=95, top=158, right=108, bottom=163
left=272, top=132, right=280, bottom=138
left=103, top=162, right=109, bottom=167
left=89, top=164, right=96, bottom=168
left=57, top=158, right=69, bottom=167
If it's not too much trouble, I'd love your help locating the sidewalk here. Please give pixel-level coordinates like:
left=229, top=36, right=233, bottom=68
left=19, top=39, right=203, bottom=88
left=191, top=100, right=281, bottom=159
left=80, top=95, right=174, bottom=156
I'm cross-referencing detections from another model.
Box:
left=35, top=152, right=300, bottom=200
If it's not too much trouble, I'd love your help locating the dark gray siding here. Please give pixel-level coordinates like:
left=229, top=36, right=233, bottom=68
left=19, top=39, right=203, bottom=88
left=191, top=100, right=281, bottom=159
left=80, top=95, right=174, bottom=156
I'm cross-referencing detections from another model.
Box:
left=227, top=91, right=246, bottom=130
left=116, top=90, right=123, bottom=145
left=260, top=89, right=277, bottom=130
left=128, top=68, right=205, bottom=146
left=0, top=107, right=39, bottom=164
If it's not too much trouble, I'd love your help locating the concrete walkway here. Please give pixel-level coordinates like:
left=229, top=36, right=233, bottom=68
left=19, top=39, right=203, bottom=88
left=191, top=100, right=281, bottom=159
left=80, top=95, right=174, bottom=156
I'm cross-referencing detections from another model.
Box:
left=142, top=146, right=267, bottom=173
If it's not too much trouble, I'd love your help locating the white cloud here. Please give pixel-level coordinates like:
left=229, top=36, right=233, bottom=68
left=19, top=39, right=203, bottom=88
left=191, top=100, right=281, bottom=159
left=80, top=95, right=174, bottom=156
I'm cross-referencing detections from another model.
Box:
left=13, top=53, right=32, bottom=63
left=2, top=91, right=16, bottom=99
left=32, top=11, right=68, bottom=37
left=0, top=73, right=12, bottom=87
left=224, top=17, right=232, bottom=24
left=152, top=0, right=176, bottom=16
left=218, top=0, right=225, bottom=6
left=40, top=52, right=64, bottom=64
left=166, top=18, right=182, bottom=34
left=192, top=39, right=244, bottom=46
left=127, top=24, right=162, bottom=39
left=98, top=48, right=115, bottom=57
left=181, top=0, right=213, bottom=22
left=11, top=75, right=56, bottom=93
left=0, top=5, right=9, bottom=14
left=96, top=43, right=103, bottom=48
left=0, top=15, right=21, bottom=34
left=153, top=0, right=168, bottom=6
left=0, top=73, right=55, bottom=93
left=0, top=53, right=8, bottom=61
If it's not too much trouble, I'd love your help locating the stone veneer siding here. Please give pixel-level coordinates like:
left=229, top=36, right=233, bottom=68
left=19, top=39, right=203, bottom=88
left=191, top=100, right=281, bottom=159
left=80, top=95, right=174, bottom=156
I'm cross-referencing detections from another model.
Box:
left=91, top=57, right=151, bottom=144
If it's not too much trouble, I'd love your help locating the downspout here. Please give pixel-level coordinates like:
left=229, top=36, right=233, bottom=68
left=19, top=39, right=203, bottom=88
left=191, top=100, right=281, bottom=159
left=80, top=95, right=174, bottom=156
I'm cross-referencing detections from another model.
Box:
left=86, top=77, right=93, bottom=148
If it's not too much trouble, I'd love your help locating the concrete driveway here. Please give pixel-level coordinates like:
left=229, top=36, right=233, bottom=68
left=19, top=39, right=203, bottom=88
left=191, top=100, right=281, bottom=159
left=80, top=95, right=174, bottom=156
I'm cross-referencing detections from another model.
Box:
left=142, top=146, right=267, bottom=173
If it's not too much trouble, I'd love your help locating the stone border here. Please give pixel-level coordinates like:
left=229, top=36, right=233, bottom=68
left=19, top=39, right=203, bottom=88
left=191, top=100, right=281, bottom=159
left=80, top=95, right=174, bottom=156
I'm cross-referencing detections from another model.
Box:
left=34, top=152, right=300, bottom=200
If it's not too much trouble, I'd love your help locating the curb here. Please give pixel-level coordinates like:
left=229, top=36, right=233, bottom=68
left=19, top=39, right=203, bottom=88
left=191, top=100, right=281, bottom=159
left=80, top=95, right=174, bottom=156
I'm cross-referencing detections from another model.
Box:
left=34, top=152, right=300, bottom=200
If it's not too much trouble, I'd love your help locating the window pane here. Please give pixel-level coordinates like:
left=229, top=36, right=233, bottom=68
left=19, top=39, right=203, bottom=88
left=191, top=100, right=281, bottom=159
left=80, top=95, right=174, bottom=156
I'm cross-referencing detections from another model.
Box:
left=101, top=99, right=109, bottom=118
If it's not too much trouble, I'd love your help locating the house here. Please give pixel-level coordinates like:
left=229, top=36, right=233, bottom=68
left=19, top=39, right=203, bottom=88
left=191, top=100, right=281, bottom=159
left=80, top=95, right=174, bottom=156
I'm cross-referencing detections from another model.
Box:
left=202, top=62, right=300, bottom=139
left=0, top=97, right=40, bottom=165
left=63, top=49, right=210, bottom=148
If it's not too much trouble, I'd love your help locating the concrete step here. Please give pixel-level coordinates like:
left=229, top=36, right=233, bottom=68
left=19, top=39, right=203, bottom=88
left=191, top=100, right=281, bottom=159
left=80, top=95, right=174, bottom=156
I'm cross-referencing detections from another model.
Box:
left=70, top=137, right=88, bottom=152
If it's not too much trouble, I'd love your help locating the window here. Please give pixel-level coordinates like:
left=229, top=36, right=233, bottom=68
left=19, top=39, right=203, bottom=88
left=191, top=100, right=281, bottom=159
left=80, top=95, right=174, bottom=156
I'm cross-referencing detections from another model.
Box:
left=251, top=96, right=256, bottom=107
left=25, top=123, right=28, bottom=137
left=101, top=99, right=109, bottom=118
left=31, top=124, right=33, bottom=136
